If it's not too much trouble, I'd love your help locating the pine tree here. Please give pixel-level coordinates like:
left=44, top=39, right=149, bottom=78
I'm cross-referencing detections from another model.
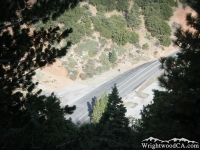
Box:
left=97, top=84, right=134, bottom=149
left=126, top=3, right=142, bottom=30
left=109, top=49, right=117, bottom=63
left=0, top=0, right=81, bottom=149
left=92, top=98, right=101, bottom=123
left=92, top=92, right=108, bottom=123
left=133, top=0, right=200, bottom=147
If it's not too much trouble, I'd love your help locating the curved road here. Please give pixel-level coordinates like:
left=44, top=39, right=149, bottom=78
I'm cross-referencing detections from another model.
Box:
left=65, top=52, right=177, bottom=126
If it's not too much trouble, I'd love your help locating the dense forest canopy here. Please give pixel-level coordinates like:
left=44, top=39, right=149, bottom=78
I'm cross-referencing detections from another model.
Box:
left=89, top=0, right=129, bottom=12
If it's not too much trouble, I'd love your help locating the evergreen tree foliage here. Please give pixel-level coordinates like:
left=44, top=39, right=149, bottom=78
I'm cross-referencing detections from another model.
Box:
left=142, top=43, right=149, bottom=50
left=74, top=40, right=98, bottom=56
left=97, top=84, right=134, bottom=149
left=116, top=0, right=129, bottom=12
left=109, top=49, right=117, bottom=63
left=89, top=0, right=129, bottom=12
left=112, top=29, right=130, bottom=45
left=160, top=35, right=171, bottom=47
left=145, top=15, right=171, bottom=46
left=110, top=44, right=127, bottom=56
left=0, top=0, right=81, bottom=149
left=135, top=0, right=173, bottom=46
left=92, top=93, right=108, bottom=123
left=31, top=5, right=93, bottom=45
left=99, top=52, right=110, bottom=71
left=126, top=4, right=142, bottom=30
left=133, top=0, right=200, bottom=148
left=68, top=85, right=135, bottom=149
left=91, top=14, right=139, bottom=45
left=159, top=3, right=173, bottom=20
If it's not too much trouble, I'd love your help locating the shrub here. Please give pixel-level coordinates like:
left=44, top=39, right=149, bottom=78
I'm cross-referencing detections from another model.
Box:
left=88, top=48, right=98, bottom=57
left=145, top=33, right=151, bottom=40
left=109, top=50, right=117, bottom=63
left=82, top=59, right=96, bottom=76
left=87, top=73, right=94, bottom=78
left=142, top=43, right=149, bottom=50
left=99, top=52, right=110, bottom=71
left=96, top=5, right=106, bottom=12
left=128, top=53, right=134, bottom=58
left=145, top=16, right=171, bottom=39
left=112, top=29, right=130, bottom=45
left=99, top=37, right=107, bottom=48
left=128, top=32, right=139, bottom=45
left=62, top=61, right=67, bottom=67
left=82, top=4, right=89, bottom=10
left=126, top=4, right=142, bottom=30
left=92, top=14, right=138, bottom=45
left=135, top=43, right=141, bottom=49
left=116, top=0, right=129, bottom=12
left=74, top=40, right=99, bottom=56
left=95, top=66, right=105, bottom=75
left=68, top=58, right=77, bottom=68
left=68, top=70, right=78, bottom=80
left=160, top=35, right=171, bottom=47
left=79, top=73, right=88, bottom=80
left=154, top=40, right=160, bottom=47
left=110, top=44, right=126, bottom=56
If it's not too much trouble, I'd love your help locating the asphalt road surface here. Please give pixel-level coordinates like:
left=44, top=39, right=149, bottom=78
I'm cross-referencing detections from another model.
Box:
left=65, top=59, right=163, bottom=126
left=65, top=50, right=179, bottom=126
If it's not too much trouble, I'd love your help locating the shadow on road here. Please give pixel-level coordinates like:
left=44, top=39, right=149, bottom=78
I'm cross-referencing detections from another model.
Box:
left=87, top=96, right=96, bottom=121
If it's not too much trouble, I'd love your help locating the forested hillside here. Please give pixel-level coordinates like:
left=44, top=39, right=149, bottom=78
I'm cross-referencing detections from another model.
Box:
left=31, top=0, right=176, bottom=81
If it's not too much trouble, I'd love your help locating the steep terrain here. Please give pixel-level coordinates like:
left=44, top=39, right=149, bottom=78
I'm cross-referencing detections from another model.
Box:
left=33, top=1, right=194, bottom=92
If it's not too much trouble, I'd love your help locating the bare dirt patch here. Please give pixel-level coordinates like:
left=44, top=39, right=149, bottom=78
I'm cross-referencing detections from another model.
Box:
left=169, top=2, right=196, bottom=32
left=33, top=59, right=73, bottom=91
left=105, top=10, right=123, bottom=18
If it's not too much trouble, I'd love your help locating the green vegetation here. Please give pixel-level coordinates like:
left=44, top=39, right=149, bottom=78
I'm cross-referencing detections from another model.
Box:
left=132, top=0, right=200, bottom=148
left=99, top=52, right=110, bottom=71
left=82, top=59, right=96, bottom=78
left=91, top=14, right=139, bottom=45
left=126, top=4, right=142, bottom=30
left=160, top=35, right=171, bottom=47
left=135, top=0, right=173, bottom=46
left=142, top=43, right=149, bottom=50
left=74, top=40, right=99, bottom=56
left=110, top=44, right=126, bottom=56
left=68, top=57, right=77, bottom=68
left=109, top=49, right=117, bottom=63
left=91, top=14, right=125, bottom=39
left=32, top=5, right=93, bottom=45
left=97, top=84, right=134, bottom=149
left=68, top=70, right=79, bottom=80
left=145, top=16, right=171, bottom=46
left=0, top=0, right=80, bottom=149
left=92, top=93, right=108, bottom=123
left=89, top=0, right=129, bottom=12
left=116, top=0, right=129, bottom=12
left=145, top=33, right=151, bottom=40
left=98, top=37, right=107, bottom=48
left=2, top=0, right=200, bottom=149
left=79, top=72, right=88, bottom=80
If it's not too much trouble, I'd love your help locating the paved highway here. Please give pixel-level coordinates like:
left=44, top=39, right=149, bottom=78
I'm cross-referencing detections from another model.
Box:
left=65, top=59, right=163, bottom=126
left=65, top=50, right=179, bottom=126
